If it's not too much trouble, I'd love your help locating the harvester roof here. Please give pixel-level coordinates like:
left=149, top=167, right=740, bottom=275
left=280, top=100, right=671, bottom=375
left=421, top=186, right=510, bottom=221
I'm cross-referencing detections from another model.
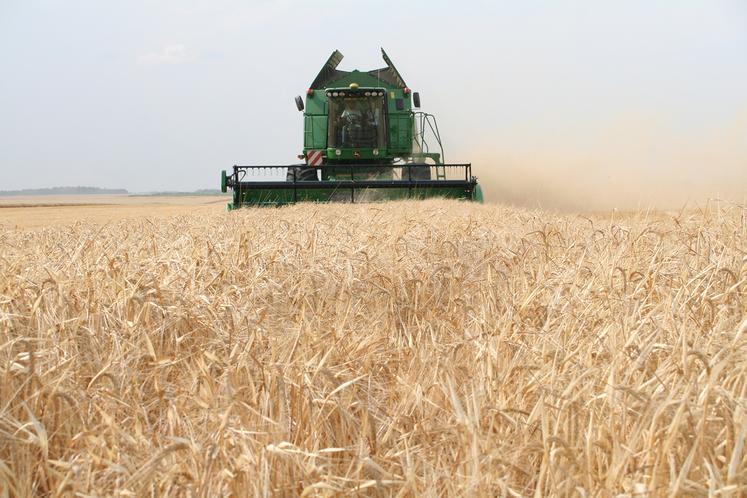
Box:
left=309, top=48, right=407, bottom=90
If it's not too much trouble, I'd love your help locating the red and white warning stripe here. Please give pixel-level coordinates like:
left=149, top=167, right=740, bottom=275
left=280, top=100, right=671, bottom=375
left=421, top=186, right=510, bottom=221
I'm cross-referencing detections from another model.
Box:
left=306, top=150, right=323, bottom=166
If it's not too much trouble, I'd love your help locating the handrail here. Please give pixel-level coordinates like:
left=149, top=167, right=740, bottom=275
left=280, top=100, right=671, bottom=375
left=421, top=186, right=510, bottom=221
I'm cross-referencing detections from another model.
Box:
left=412, top=112, right=445, bottom=163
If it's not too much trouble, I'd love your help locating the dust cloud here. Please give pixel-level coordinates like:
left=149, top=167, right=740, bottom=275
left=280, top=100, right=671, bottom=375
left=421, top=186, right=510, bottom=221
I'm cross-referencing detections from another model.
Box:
left=469, top=109, right=746, bottom=212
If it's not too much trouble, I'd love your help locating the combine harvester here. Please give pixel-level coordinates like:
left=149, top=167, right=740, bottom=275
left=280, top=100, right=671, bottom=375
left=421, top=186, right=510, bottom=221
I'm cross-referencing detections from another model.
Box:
left=221, top=49, right=483, bottom=208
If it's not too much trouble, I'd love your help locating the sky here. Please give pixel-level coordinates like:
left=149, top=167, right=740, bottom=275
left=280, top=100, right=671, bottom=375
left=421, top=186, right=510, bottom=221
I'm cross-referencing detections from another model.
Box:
left=0, top=0, right=745, bottom=208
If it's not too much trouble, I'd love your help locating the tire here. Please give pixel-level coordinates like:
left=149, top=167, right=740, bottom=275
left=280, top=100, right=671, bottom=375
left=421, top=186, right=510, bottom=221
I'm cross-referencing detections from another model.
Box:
left=286, top=165, right=318, bottom=182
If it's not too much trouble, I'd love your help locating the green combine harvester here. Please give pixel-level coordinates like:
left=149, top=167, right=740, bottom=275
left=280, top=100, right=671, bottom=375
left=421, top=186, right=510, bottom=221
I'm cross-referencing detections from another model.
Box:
left=221, top=48, right=483, bottom=208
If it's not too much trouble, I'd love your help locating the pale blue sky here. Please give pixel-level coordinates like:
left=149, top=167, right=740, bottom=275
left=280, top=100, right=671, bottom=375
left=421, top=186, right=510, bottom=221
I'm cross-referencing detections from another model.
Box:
left=1, top=1, right=745, bottom=205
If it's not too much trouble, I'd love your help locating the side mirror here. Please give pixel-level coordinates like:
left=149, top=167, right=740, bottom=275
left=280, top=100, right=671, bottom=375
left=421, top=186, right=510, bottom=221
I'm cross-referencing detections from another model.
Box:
left=413, top=92, right=421, bottom=108
left=295, top=95, right=304, bottom=112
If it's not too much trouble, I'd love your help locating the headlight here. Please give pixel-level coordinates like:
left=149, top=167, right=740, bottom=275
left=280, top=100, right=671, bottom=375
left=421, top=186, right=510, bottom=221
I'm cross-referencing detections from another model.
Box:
left=372, top=149, right=379, bottom=156
left=335, top=149, right=342, bottom=156
left=332, top=92, right=338, bottom=97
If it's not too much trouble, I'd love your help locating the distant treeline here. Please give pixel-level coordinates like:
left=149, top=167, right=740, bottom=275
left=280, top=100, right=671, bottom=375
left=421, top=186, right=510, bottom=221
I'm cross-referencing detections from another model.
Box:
left=0, top=186, right=129, bottom=196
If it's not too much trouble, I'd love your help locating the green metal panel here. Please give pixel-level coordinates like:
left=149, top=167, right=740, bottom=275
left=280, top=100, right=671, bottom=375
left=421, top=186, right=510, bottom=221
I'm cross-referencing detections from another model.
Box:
left=311, top=116, right=327, bottom=149
left=324, top=148, right=387, bottom=161
left=304, top=115, right=327, bottom=150
left=304, top=92, right=327, bottom=114
left=303, top=91, right=328, bottom=151
left=303, top=90, right=327, bottom=152
left=388, top=113, right=412, bottom=153
left=303, top=115, right=313, bottom=148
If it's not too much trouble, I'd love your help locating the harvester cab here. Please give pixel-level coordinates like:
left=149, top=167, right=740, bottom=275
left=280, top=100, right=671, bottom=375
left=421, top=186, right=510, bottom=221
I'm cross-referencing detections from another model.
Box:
left=221, top=48, right=483, bottom=208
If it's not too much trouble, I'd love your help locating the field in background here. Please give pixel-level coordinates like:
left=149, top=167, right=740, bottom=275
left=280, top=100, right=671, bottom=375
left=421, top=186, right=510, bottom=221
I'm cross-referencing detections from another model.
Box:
left=1, top=199, right=746, bottom=496
left=0, top=195, right=229, bottom=229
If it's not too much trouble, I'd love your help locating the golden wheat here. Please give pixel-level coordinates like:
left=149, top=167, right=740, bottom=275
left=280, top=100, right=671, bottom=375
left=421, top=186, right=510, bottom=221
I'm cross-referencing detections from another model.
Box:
left=1, top=199, right=746, bottom=496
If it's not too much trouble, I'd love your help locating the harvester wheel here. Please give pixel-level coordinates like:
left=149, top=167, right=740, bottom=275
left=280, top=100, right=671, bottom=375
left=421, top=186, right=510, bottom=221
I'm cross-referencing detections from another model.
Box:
left=286, top=165, right=318, bottom=182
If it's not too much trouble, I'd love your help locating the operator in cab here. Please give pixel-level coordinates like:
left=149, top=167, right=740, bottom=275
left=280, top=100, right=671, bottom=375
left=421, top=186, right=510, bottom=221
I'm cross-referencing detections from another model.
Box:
left=340, top=99, right=377, bottom=148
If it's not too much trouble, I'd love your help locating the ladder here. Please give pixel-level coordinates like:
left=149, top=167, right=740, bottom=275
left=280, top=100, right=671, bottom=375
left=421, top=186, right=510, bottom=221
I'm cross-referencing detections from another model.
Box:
left=436, top=164, right=446, bottom=180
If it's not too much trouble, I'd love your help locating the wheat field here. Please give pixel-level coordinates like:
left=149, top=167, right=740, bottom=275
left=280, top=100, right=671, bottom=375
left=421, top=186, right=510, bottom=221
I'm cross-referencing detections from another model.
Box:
left=1, top=199, right=746, bottom=496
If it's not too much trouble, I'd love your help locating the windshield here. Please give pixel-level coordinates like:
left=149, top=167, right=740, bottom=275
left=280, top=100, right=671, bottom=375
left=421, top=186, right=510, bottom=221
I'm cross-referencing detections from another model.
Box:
left=328, top=96, right=386, bottom=149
